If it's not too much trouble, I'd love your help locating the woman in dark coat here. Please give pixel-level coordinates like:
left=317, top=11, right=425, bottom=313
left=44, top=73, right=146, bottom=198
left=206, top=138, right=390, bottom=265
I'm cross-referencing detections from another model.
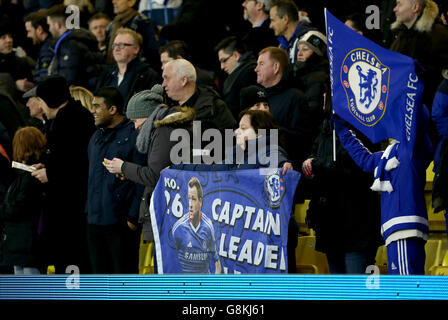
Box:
left=0, top=127, right=46, bottom=274
left=294, top=30, right=329, bottom=132
left=302, top=105, right=383, bottom=274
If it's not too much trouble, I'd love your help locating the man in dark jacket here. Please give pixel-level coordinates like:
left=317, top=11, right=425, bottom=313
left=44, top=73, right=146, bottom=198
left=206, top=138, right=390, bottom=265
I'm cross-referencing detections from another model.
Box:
left=162, top=59, right=236, bottom=131
left=255, top=46, right=314, bottom=166
left=30, top=75, right=96, bottom=274
left=23, top=10, right=54, bottom=85
left=96, top=28, right=161, bottom=108
left=86, top=86, right=145, bottom=274
left=269, top=0, right=316, bottom=65
left=46, top=5, right=104, bottom=91
left=241, top=0, right=278, bottom=55
left=0, top=19, right=33, bottom=88
left=215, top=36, right=258, bottom=119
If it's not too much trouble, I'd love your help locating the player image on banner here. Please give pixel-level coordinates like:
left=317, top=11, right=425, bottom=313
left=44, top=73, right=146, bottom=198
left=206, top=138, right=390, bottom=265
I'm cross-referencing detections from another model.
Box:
left=170, top=177, right=222, bottom=274
left=150, top=169, right=300, bottom=274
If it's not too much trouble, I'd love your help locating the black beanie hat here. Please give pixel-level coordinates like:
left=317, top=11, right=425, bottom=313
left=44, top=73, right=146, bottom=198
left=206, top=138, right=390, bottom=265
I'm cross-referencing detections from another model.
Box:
left=240, top=85, right=268, bottom=110
left=36, top=75, right=71, bottom=109
left=0, top=16, right=13, bottom=38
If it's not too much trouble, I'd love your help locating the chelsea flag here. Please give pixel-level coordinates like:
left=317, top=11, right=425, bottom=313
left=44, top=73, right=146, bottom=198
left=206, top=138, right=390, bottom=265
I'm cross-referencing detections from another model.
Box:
left=150, top=168, right=300, bottom=274
left=325, top=9, right=425, bottom=158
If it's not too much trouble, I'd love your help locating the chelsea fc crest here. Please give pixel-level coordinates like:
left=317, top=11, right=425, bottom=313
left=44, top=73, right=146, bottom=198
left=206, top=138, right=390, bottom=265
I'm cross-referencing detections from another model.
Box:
left=341, top=48, right=390, bottom=126
left=263, top=170, right=286, bottom=209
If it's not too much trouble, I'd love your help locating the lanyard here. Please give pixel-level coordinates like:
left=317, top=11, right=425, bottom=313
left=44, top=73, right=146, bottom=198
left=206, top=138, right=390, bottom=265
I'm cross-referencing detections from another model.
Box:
left=54, top=30, right=72, bottom=55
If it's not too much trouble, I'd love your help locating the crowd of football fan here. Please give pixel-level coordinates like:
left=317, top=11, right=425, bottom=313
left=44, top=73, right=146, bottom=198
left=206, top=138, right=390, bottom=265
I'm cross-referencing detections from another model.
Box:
left=0, top=0, right=448, bottom=276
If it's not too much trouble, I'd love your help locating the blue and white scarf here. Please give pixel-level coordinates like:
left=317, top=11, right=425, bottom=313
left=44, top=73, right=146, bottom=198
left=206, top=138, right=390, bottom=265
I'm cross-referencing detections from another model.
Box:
left=371, top=140, right=400, bottom=193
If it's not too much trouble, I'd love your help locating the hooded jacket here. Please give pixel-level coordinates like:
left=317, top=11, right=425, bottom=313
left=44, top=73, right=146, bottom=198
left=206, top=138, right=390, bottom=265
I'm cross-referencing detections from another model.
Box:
left=390, top=0, right=448, bottom=109
left=121, top=106, right=196, bottom=241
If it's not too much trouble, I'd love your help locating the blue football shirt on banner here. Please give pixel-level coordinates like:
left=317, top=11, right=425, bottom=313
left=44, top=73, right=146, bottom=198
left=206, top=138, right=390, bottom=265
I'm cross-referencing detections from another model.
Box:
left=171, top=212, right=218, bottom=274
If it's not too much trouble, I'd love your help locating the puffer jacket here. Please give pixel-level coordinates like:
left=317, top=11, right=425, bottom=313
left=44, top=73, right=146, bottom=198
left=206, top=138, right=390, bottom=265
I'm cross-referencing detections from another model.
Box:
left=48, top=28, right=104, bottom=91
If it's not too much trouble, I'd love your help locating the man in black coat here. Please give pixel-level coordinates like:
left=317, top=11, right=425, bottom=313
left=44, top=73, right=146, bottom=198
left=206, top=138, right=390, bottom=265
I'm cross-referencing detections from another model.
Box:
left=162, top=58, right=236, bottom=131
left=96, top=28, right=161, bottom=108
left=0, top=18, right=33, bottom=90
left=45, top=5, right=104, bottom=91
left=214, top=36, right=258, bottom=120
left=30, top=75, right=96, bottom=274
left=255, top=46, right=314, bottom=166
left=241, top=0, right=278, bottom=55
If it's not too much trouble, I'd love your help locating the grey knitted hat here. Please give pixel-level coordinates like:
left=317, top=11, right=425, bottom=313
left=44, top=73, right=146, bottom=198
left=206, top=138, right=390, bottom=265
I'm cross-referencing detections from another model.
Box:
left=298, top=30, right=327, bottom=57
left=126, top=84, right=164, bottom=119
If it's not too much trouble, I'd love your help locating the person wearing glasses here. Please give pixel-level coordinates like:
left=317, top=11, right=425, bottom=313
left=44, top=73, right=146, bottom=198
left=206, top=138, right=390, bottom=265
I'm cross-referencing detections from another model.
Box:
left=96, top=28, right=161, bottom=108
left=214, top=36, right=258, bottom=120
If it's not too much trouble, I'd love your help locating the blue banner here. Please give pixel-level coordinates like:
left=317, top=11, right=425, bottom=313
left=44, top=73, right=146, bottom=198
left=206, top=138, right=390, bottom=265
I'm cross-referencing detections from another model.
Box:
left=325, top=9, right=425, bottom=158
left=150, top=169, right=300, bottom=274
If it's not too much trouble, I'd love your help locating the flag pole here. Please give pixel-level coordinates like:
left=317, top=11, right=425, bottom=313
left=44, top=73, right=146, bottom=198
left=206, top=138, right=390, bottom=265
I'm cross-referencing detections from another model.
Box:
left=324, top=8, right=336, bottom=162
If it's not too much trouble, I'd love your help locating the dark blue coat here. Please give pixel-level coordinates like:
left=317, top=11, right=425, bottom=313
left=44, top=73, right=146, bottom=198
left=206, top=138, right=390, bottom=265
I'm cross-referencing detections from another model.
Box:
left=33, top=35, right=54, bottom=83
left=87, top=118, right=146, bottom=226
left=49, top=29, right=104, bottom=91
left=431, top=78, right=448, bottom=170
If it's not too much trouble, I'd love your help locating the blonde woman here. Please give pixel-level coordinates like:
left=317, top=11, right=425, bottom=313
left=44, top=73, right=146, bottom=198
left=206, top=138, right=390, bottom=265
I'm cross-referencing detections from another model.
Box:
left=69, top=85, right=94, bottom=111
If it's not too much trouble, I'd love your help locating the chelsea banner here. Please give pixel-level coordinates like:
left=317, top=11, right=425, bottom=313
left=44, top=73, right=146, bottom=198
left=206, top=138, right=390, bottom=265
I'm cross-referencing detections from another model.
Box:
left=150, top=168, right=300, bottom=274
left=325, top=9, right=425, bottom=158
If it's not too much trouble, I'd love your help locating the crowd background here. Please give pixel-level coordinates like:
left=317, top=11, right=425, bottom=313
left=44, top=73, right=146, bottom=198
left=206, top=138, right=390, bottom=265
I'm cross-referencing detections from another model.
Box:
left=0, top=0, right=447, bottom=275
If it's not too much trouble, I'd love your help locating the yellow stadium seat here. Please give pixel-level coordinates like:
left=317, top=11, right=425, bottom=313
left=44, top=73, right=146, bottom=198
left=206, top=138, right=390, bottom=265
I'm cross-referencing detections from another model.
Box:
left=442, top=250, right=448, bottom=267
left=294, top=200, right=311, bottom=235
left=425, top=192, right=446, bottom=232
left=295, top=236, right=329, bottom=274
left=425, top=161, right=434, bottom=191
left=47, top=265, right=55, bottom=275
left=374, top=245, right=388, bottom=274
left=425, top=239, right=443, bottom=275
left=431, top=266, right=448, bottom=276
left=139, top=239, right=154, bottom=275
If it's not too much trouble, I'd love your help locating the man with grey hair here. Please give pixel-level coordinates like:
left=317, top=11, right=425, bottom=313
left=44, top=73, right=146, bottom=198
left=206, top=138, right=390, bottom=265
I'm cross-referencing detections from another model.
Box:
left=242, top=0, right=278, bottom=55
left=162, top=59, right=236, bottom=131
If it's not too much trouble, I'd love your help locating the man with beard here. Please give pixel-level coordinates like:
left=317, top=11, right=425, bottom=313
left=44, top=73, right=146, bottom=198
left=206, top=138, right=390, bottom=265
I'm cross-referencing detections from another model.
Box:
left=23, top=10, right=53, bottom=86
